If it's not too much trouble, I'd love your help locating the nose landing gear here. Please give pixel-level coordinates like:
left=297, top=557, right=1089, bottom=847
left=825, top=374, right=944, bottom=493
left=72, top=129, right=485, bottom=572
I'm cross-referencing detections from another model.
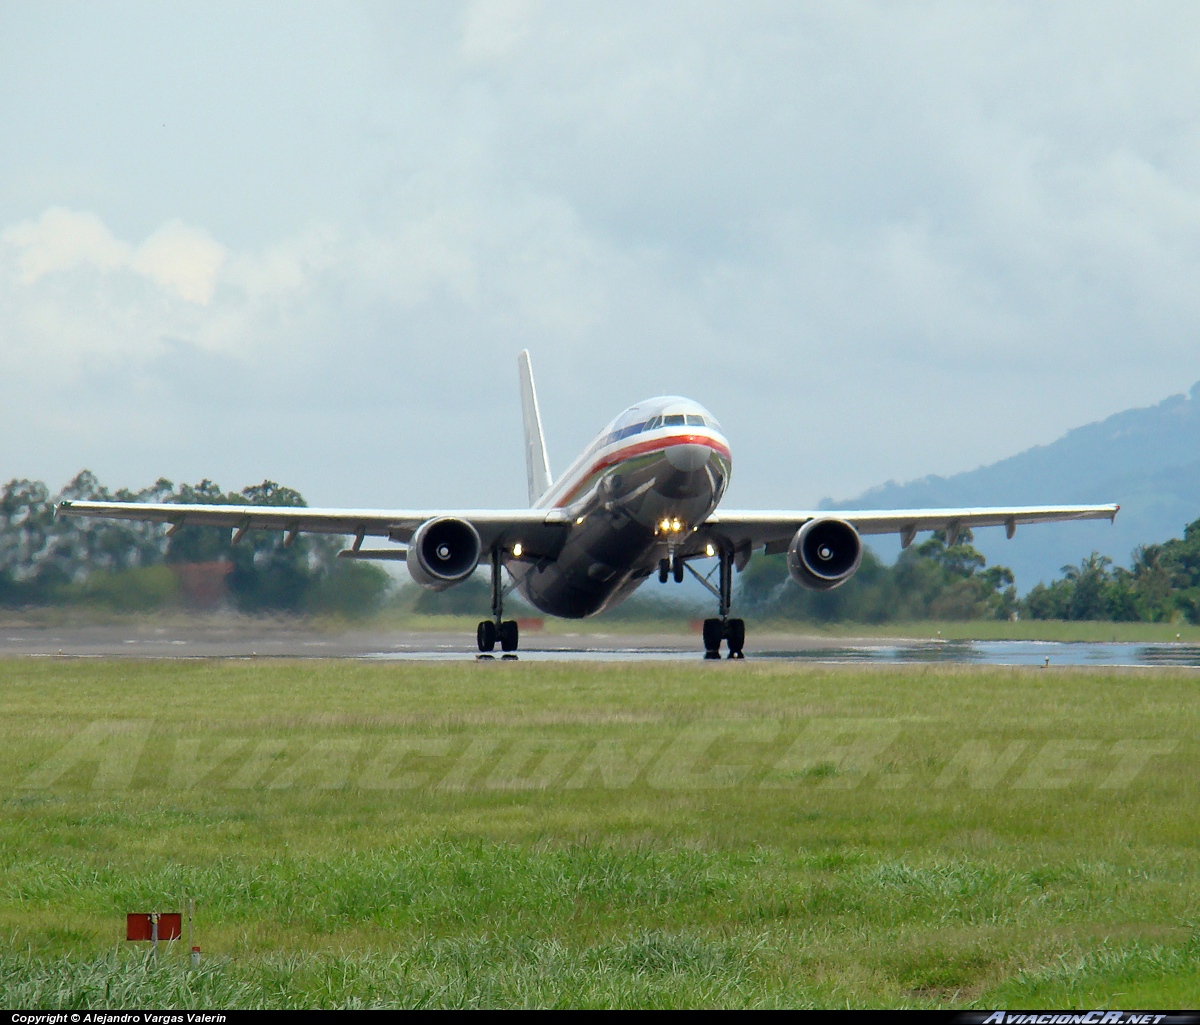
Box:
left=477, top=546, right=520, bottom=653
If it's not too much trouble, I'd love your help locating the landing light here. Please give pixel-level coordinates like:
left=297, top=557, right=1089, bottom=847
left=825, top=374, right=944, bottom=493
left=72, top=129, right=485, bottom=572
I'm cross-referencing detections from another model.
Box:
left=671, top=518, right=681, bottom=531
left=512, top=543, right=523, bottom=557
left=705, top=543, right=715, bottom=557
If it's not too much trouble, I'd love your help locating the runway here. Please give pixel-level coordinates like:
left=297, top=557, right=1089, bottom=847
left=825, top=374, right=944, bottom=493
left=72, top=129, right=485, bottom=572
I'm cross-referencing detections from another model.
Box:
left=1, top=621, right=1198, bottom=666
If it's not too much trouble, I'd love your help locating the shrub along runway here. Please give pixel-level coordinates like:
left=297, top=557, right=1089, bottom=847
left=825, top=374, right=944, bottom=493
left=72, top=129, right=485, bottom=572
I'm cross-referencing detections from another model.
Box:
left=0, top=657, right=1196, bottom=1008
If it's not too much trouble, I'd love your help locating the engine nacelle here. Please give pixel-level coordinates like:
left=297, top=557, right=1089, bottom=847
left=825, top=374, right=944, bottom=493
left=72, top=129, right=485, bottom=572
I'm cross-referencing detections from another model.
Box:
left=787, top=517, right=863, bottom=591
left=406, top=516, right=482, bottom=591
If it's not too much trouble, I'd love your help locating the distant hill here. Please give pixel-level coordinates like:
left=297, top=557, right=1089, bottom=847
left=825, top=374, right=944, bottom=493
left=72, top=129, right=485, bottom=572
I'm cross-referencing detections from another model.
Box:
left=822, top=383, right=1200, bottom=591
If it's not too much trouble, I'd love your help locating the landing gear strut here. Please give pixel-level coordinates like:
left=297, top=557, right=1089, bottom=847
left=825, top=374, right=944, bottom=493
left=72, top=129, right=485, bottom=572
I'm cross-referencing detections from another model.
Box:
left=477, top=546, right=519, bottom=653
left=701, top=546, right=745, bottom=660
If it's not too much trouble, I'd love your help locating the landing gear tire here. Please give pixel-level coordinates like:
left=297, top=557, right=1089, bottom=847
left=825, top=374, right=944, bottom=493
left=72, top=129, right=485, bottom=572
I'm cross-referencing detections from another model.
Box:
left=701, top=617, right=747, bottom=659
left=672, top=556, right=685, bottom=583
left=499, top=620, right=519, bottom=652
left=477, top=620, right=497, bottom=652
left=658, top=558, right=670, bottom=584
left=726, top=618, right=746, bottom=659
left=702, top=618, right=723, bottom=659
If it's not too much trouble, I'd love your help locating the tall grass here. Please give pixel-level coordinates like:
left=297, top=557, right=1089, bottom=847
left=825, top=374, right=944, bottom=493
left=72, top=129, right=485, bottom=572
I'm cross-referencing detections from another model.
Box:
left=0, top=658, right=1197, bottom=1007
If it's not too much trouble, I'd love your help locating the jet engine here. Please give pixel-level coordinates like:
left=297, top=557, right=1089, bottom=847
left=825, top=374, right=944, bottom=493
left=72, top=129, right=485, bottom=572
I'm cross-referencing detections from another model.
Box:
left=406, top=516, right=482, bottom=590
left=787, top=517, right=863, bottom=591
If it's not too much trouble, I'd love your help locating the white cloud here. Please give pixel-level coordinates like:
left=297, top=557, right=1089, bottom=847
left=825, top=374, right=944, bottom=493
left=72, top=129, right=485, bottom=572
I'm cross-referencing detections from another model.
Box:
left=0, top=209, right=276, bottom=367
left=130, top=220, right=227, bottom=304
left=2, top=207, right=227, bottom=304
left=459, top=0, right=539, bottom=63
left=4, top=4, right=1200, bottom=511
left=3, top=208, right=131, bottom=283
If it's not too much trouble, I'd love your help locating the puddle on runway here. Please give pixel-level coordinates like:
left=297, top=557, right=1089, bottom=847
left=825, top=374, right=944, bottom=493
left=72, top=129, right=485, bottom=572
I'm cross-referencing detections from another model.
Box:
left=366, top=641, right=1200, bottom=667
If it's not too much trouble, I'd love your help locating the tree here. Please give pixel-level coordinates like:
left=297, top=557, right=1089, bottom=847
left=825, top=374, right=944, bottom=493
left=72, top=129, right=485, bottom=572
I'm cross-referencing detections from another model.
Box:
left=737, top=528, right=1017, bottom=623
left=0, top=472, right=391, bottom=616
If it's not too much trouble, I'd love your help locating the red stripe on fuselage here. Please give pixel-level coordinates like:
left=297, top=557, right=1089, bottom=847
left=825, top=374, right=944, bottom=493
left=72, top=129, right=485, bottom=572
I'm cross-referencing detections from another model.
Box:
left=552, top=432, right=731, bottom=508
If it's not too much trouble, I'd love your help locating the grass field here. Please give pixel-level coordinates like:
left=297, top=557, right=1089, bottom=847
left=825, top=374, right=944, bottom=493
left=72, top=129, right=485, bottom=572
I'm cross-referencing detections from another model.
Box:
left=0, top=656, right=1197, bottom=1008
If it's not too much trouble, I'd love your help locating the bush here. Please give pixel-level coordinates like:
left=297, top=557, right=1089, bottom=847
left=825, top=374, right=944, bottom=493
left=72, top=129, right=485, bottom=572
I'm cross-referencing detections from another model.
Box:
left=60, top=566, right=182, bottom=612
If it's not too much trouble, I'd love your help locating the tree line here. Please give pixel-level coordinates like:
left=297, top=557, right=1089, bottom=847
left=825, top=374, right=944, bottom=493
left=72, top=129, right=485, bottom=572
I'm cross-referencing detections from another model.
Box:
left=3, top=470, right=1199, bottom=623
left=738, top=531, right=1019, bottom=623
left=0, top=471, right=389, bottom=616
left=1021, top=521, right=1200, bottom=622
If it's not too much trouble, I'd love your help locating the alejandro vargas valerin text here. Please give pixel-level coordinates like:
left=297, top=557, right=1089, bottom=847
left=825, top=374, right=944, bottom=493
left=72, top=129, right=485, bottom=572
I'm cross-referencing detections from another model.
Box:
left=12, top=1016, right=227, bottom=1024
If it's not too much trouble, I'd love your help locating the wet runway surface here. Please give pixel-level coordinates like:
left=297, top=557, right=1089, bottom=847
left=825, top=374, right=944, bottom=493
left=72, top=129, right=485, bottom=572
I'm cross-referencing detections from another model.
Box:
left=378, top=640, right=1200, bottom=666
left=1, top=622, right=1199, bottom=666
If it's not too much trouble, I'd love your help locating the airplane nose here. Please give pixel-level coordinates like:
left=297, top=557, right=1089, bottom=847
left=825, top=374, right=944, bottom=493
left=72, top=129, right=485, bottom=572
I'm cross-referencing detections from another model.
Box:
left=665, top=443, right=711, bottom=472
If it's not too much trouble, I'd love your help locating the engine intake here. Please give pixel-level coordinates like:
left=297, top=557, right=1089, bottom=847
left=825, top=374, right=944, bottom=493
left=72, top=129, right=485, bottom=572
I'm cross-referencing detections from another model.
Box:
left=787, top=517, right=863, bottom=591
left=406, top=517, right=482, bottom=590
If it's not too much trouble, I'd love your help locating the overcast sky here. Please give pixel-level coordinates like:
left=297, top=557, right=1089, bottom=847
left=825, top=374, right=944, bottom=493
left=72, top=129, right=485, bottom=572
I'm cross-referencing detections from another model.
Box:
left=3, top=2, right=1200, bottom=511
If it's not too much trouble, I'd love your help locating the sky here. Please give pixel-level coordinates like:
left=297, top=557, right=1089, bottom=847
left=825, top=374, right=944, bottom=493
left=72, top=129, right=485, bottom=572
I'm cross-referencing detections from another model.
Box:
left=3, top=1, right=1200, bottom=513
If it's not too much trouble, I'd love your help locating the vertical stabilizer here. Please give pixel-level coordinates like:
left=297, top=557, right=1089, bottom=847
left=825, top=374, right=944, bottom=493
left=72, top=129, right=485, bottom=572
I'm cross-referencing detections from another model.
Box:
left=518, top=350, right=553, bottom=506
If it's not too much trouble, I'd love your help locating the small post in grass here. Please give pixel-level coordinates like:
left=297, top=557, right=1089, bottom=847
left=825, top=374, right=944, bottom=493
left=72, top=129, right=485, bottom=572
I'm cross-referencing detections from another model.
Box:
left=188, top=897, right=200, bottom=967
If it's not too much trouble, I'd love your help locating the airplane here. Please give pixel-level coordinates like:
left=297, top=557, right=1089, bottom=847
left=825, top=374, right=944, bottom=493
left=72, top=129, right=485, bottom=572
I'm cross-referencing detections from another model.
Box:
left=59, top=351, right=1119, bottom=658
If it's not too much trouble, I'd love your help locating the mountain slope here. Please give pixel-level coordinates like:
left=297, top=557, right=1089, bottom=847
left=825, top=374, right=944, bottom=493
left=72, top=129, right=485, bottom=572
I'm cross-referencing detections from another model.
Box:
left=822, top=384, right=1200, bottom=590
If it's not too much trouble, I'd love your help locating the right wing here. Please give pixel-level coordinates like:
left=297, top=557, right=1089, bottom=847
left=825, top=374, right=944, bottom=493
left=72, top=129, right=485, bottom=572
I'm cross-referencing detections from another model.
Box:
left=57, top=501, right=571, bottom=558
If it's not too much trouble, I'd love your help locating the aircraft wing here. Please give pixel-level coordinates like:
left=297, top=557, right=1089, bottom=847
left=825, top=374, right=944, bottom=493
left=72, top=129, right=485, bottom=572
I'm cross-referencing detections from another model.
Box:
left=701, top=504, right=1119, bottom=555
left=57, top=500, right=571, bottom=556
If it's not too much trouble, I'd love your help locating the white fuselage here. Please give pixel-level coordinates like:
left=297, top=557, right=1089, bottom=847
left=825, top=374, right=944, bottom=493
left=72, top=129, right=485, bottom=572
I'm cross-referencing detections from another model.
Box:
left=507, top=396, right=731, bottom=618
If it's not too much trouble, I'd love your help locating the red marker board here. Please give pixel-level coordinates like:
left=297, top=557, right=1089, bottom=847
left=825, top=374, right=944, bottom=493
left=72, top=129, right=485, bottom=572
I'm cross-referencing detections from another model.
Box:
left=126, top=913, right=181, bottom=941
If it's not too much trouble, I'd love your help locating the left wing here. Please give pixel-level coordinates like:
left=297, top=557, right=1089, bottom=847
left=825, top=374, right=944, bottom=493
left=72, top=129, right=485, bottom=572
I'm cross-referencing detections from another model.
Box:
left=699, top=504, right=1119, bottom=557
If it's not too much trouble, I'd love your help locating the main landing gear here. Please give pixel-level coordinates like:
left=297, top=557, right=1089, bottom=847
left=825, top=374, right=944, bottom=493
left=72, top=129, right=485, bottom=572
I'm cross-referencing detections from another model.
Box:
left=666, top=543, right=746, bottom=659
left=477, top=547, right=519, bottom=653
left=703, top=546, right=745, bottom=659
left=702, top=615, right=745, bottom=660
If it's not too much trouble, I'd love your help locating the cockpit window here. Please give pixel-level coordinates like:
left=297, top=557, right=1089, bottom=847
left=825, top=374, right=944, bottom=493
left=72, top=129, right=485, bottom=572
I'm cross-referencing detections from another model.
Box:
left=605, top=420, right=646, bottom=445
left=603, top=408, right=721, bottom=446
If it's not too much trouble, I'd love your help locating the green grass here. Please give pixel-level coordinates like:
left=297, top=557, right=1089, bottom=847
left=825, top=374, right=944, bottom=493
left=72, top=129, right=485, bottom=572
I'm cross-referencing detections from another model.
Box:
left=0, top=657, right=1197, bottom=1007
